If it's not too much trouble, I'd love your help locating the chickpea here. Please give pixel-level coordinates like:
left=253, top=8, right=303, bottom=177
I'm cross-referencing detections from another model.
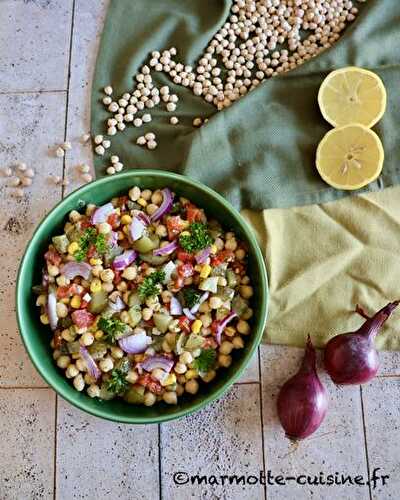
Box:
left=237, top=320, right=250, bottom=335
left=144, top=391, right=157, bottom=406
left=162, top=340, right=172, bottom=353
left=201, top=370, right=216, bottom=383
left=225, top=238, right=238, bottom=251
left=76, top=358, right=87, bottom=372
left=242, top=308, right=253, bottom=320
left=53, top=349, right=61, bottom=361
left=65, top=364, right=79, bottom=378
left=69, top=210, right=82, bottom=223
left=214, top=237, right=224, bottom=250
left=100, top=269, right=115, bottom=283
left=199, top=302, right=211, bottom=313
left=161, top=290, right=172, bottom=303
left=240, top=285, right=253, bottom=299
left=209, top=296, right=222, bottom=309
left=122, top=266, right=137, bottom=280
left=174, top=362, right=187, bottom=374
left=110, top=346, right=124, bottom=359
left=142, top=307, right=153, bottom=321
left=177, top=375, right=186, bottom=385
left=117, top=281, right=128, bottom=292
left=47, top=264, right=59, bottom=277
left=99, top=357, right=114, bottom=372
left=129, top=186, right=141, bottom=201
left=120, top=311, right=130, bottom=324
left=179, top=352, right=193, bottom=365
left=146, top=203, right=159, bottom=216
left=219, top=340, right=234, bottom=355
left=185, top=379, right=199, bottom=394
left=84, top=373, right=96, bottom=385
left=235, top=248, right=246, bottom=260
left=57, top=355, right=70, bottom=369
left=73, top=374, right=85, bottom=392
left=94, top=330, right=104, bottom=340
left=199, top=314, right=212, bottom=328
left=56, top=275, right=70, bottom=287
left=218, top=354, right=232, bottom=368
left=126, top=370, right=138, bottom=384
left=241, top=276, right=250, bottom=285
left=36, top=294, right=47, bottom=307
left=224, top=326, right=236, bottom=337
left=165, top=332, right=176, bottom=346
left=92, top=265, right=103, bottom=277
left=155, top=224, right=167, bottom=238
left=87, top=384, right=100, bottom=398
left=61, top=329, right=74, bottom=342
left=176, top=384, right=184, bottom=396
left=102, top=282, right=114, bottom=293
left=163, top=391, right=177, bottom=405
left=151, top=191, right=163, bottom=205
left=98, top=222, right=111, bottom=234
left=141, top=189, right=152, bottom=201
left=80, top=332, right=94, bottom=346
left=232, top=336, right=244, bottom=349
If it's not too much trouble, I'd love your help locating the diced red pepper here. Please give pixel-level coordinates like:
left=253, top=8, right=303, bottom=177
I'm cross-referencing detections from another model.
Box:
left=203, top=337, right=218, bottom=349
left=79, top=218, right=93, bottom=230
left=57, top=286, right=71, bottom=299
left=171, top=276, right=185, bottom=292
left=211, top=250, right=235, bottom=267
left=86, top=244, right=96, bottom=259
left=113, top=270, right=122, bottom=285
left=178, top=315, right=192, bottom=333
left=166, top=216, right=186, bottom=240
left=53, top=331, right=63, bottom=349
left=44, top=249, right=62, bottom=266
left=186, top=204, right=205, bottom=223
left=177, top=263, right=194, bottom=278
left=177, top=249, right=195, bottom=263
left=137, top=374, right=163, bottom=395
left=107, top=213, right=120, bottom=230
left=71, top=309, right=95, bottom=328
left=210, top=320, right=219, bottom=334
left=231, top=261, right=245, bottom=275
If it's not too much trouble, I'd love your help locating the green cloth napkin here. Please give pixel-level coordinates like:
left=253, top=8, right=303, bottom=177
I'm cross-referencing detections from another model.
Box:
left=243, top=185, right=400, bottom=351
left=92, top=0, right=400, bottom=211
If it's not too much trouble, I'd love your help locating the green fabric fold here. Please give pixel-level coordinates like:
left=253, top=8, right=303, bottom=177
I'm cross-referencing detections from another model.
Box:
left=92, top=0, right=400, bottom=211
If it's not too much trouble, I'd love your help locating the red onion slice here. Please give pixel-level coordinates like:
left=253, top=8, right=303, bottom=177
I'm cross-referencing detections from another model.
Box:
left=91, top=202, right=115, bottom=224
left=137, top=212, right=151, bottom=226
left=118, top=332, right=152, bottom=354
left=150, top=188, right=174, bottom=222
left=183, top=308, right=196, bottom=321
left=153, top=240, right=178, bottom=256
left=109, top=231, right=118, bottom=247
left=112, top=250, right=137, bottom=271
left=216, top=312, right=237, bottom=345
left=47, top=291, right=58, bottom=331
left=130, top=216, right=146, bottom=241
left=108, top=296, right=126, bottom=312
left=195, top=247, right=211, bottom=264
left=170, top=296, right=183, bottom=315
left=141, top=355, right=174, bottom=373
left=162, top=261, right=176, bottom=284
left=190, top=292, right=209, bottom=314
left=61, top=262, right=92, bottom=280
left=80, top=346, right=101, bottom=380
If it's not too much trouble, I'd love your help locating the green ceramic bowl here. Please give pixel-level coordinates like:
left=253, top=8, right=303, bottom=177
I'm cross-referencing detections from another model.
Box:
left=16, top=170, right=268, bottom=423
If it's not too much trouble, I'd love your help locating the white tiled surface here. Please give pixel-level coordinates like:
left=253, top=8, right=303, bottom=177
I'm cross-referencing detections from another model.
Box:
left=1, top=2, right=399, bottom=499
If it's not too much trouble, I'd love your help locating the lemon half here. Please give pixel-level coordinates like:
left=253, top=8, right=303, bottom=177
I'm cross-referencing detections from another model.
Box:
left=316, top=124, right=384, bottom=190
left=318, top=67, right=387, bottom=128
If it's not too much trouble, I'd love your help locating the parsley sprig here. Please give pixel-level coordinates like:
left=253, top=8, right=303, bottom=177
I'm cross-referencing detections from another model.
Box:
left=183, top=287, right=201, bottom=309
left=74, top=227, right=109, bottom=262
left=179, top=222, right=213, bottom=253
left=194, top=348, right=217, bottom=373
left=98, top=316, right=127, bottom=344
left=138, top=270, right=165, bottom=299
left=106, top=368, right=129, bottom=395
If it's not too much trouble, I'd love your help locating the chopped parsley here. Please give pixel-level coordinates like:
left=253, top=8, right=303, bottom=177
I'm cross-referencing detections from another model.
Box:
left=98, top=316, right=127, bottom=344
left=170, top=202, right=182, bottom=215
left=138, top=270, right=165, bottom=299
left=183, top=287, right=201, bottom=309
left=179, top=222, right=213, bottom=253
left=74, top=227, right=109, bottom=262
left=106, top=368, right=129, bottom=395
left=194, top=348, right=217, bottom=373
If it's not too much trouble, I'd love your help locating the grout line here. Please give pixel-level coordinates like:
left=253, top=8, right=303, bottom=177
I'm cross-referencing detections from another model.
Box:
left=53, top=395, right=58, bottom=500
left=376, top=374, right=400, bottom=379
left=0, top=386, right=51, bottom=390
left=257, top=346, right=268, bottom=500
left=234, top=380, right=261, bottom=385
left=61, top=0, right=77, bottom=197
left=0, top=89, right=67, bottom=95
left=158, top=424, right=162, bottom=500
left=359, top=386, right=373, bottom=500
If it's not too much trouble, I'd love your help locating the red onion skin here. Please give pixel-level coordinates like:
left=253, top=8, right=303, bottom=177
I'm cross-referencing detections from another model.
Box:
left=324, top=301, right=399, bottom=385
left=277, top=337, right=328, bottom=440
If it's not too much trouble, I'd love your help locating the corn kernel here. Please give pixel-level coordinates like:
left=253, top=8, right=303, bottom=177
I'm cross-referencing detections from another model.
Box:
left=90, top=278, right=102, bottom=293
left=161, top=373, right=177, bottom=387
left=180, top=230, right=190, bottom=237
left=117, top=231, right=125, bottom=240
left=194, top=264, right=202, bottom=272
left=191, top=319, right=203, bottom=334
left=70, top=295, right=81, bottom=309
left=120, top=214, right=132, bottom=225
left=40, top=313, right=49, bottom=325
left=94, top=330, right=104, bottom=340
left=68, top=242, right=79, bottom=255
left=122, top=225, right=130, bottom=235
left=137, top=197, right=147, bottom=207
left=185, top=369, right=198, bottom=380
left=210, top=244, right=218, bottom=254
left=200, top=264, right=211, bottom=279
left=89, top=258, right=102, bottom=266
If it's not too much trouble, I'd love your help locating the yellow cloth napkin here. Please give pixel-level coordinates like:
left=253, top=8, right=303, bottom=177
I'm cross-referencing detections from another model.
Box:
left=243, top=186, right=400, bottom=351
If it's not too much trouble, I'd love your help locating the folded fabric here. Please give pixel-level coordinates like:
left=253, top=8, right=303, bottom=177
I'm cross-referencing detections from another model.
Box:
left=243, top=185, right=400, bottom=351
left=92, top=0, right=400, bottom=211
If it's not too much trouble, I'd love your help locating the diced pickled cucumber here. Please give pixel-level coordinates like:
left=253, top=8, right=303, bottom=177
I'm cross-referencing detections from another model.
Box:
left=128, top=306, right=142, bottom=328
left=88, top=290, right=108, bottom=314
left=99, top=383, right=115, bottom=400
left=184, top=333, right=204, bottom=351
left=139, top=253, right=169, bottom=265
left=52, top=235, right=69, bottom=254
left=226, top=269, right=238, bottom=287
left=128, top=292, right=142, bottom=307
left=123, top=385, right=145, bottom=404
left=67, top=341, right=81, bottom=354
left=153, top=313, right=172, bottom=334
left=88, top=341, right=108, bottom=360
left=132, top=234, right=159, bottom=253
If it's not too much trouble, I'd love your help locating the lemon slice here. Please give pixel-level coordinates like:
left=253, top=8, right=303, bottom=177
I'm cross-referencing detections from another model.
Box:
left=316, top=124, right=384, bottom=190
left=318, top=67, right=387, bottom=128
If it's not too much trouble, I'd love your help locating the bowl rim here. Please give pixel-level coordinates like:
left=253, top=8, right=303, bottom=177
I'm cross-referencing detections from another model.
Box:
left=16, top=169, right=268, bottom=424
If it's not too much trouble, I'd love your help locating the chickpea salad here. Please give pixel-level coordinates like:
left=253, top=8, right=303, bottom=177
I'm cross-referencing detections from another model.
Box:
left=34, top=186, right=254, bottom=406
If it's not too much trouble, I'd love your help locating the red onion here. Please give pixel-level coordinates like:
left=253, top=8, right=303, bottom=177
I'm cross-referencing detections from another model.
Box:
left=130, top=216, right=146, bottom=241
left=162, top=261, right=176, bottom=283
left=195, top=247, right=211, bottom=264
left=170, top=296, right=183, bottom=315
left=141, top=355, right=174, bottom=373
left=118, top=332, right=152, bottom=354
left=109, top=231, right=118, bottom=247
left=215, top=312, right=237, bottom=344
left=108, top=296, right=126, bottom=312
left=91, top=202, right=115, bottom=224
left=80, top=346, right=101, bottom=380
left=61, top=262, right=92, bottom=280
left=137, top=212, right=151, bottom=226
left=150, top=188, right=174, bottom=222
left=190, top=292, right=209, bottom=314
left=112, top=250, right=137, bottom=271
left=324, top=301, right=399, bottom=385
left=47, top=291, right=58, bottom=331
left=183, top=308, right=196, bottom=321
left=277, top=336, right=328, bottom=440
left=153, top=240, right=178, bottom=256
